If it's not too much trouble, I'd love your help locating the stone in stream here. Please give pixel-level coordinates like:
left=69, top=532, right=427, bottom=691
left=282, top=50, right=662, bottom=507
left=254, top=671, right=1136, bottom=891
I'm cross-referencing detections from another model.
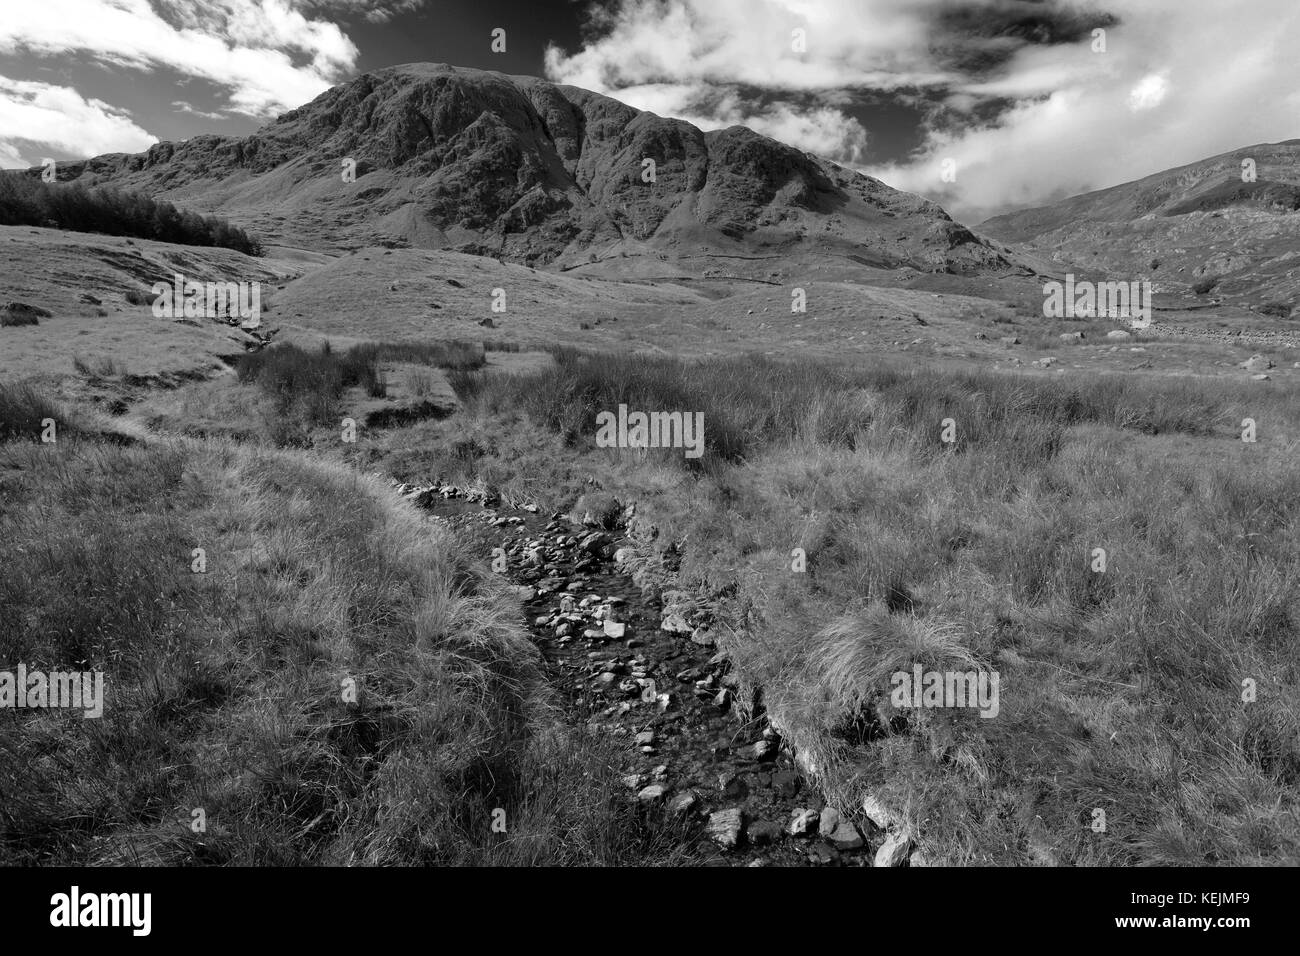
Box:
left=874, top=830, right=913, bottom=867
left=825, top=820, right=865, bottom=850
left=660, top=612, right=692, bottom=635
left=819, top=807, right=841, bottom=834
left=707, top=808, right=744, bottom=850
left=861, top=794, right=898, bottom=831
left=603, top=620, right=626, bottom=639
left=579, top=531, right=612, bottom=554
left=667, top=790, right=698, bottom=817
left=637, top=784, right=667, bottom=804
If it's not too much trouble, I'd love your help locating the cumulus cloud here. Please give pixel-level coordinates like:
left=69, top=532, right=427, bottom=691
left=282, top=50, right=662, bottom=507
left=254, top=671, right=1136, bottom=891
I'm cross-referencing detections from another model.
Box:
left=0, top=77, right=156, bottom=168
left=0, top=1, right=361, bottom=119
left=604, top=81, right=870, bottom=164
left=547, top=0, right=1300, bottom=223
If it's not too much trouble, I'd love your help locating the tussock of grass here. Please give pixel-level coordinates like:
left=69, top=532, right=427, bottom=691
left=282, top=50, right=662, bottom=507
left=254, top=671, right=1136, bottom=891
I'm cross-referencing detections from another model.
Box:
left=0, top=383, right=72, bottom=442
left=0, top=415, right=686, bottom=865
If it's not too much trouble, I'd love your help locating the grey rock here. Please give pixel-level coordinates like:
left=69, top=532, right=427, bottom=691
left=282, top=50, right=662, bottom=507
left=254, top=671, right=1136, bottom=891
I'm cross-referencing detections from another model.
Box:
left=874, top=830, right=913, bottom=867
left=825, top=820, right=864, bottom=850
left=637, top=784, right=667, bottom=804
left=667, top=790, right=698, bottom=816
left=819, top=807, right=841, bottom=835
left=861, top=795, right=897, bottom=831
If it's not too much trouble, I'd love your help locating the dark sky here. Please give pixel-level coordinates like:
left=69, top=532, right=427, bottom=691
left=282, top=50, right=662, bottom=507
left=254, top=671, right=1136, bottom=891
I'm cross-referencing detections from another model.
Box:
left=350, top=0, right=591, bottom=77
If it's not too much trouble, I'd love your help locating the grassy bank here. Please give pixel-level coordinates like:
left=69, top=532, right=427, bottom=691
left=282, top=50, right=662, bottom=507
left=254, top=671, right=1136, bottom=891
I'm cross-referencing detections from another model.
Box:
left=0, top=384, right=688, bottom=865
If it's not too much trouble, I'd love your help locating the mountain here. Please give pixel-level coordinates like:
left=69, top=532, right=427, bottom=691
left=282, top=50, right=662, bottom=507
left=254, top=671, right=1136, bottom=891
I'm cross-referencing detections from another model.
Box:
left=48, top=63, right=1011, bottom=276
left=979, top=140, right=1300, bottom=313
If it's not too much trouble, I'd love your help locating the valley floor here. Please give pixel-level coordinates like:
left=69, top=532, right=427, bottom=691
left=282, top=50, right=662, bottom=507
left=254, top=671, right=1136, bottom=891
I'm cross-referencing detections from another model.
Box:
left=4, top=224, right=1300, bottom=865
left=4, top=325, right=1299, bottom=866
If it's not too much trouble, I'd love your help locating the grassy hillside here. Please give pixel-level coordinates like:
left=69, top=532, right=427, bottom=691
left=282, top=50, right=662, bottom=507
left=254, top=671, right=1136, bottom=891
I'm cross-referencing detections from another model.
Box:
left=0, top=385, right=688, bottom=865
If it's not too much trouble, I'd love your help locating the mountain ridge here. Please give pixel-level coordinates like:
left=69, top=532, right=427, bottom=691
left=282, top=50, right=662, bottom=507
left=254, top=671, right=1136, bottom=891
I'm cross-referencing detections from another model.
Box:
left=978, top=139, right=1300, bottom=311
left=42, top=62, right=1013, bottom=277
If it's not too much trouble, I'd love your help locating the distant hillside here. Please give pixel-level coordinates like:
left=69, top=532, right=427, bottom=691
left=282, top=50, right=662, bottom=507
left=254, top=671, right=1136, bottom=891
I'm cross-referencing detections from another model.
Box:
left=980, top=140, right=1300, bottom=314
left=45, top=63, right=1014, bottom=277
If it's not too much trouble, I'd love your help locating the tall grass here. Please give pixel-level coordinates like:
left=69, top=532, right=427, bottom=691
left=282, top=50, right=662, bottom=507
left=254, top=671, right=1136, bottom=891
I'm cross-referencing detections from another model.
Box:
left=0, top=383, right=71, bottom=442
left=437, top=349, right=1300, bottom=865
left=450, top=349, right=1229, bottom=467
left=0, top=418, right=691, bottom=865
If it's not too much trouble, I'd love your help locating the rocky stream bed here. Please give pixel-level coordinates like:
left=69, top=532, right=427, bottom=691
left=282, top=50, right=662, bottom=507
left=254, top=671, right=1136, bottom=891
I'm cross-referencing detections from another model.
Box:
left=390, top=478, right=915, bottom=867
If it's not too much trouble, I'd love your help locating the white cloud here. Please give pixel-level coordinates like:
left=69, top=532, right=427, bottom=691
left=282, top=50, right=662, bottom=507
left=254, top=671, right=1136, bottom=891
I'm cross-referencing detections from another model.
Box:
left=608, top=82, right=869, bottom=163
left=548, top=0, right=1300, bottom=223
left=0, top=77, right=156, bottom=168
left=546, top=0, right=959, bottom=95
left=0, top=1, right=360, bottom=119
left=1127, top=73, right=1168, bottom=112
left=172, top=99, right=228, bottom=120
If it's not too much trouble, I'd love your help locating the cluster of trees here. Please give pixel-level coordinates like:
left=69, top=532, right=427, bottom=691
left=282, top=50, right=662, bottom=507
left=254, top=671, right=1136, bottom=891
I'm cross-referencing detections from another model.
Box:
left=0, top=173, right=263, bottom=256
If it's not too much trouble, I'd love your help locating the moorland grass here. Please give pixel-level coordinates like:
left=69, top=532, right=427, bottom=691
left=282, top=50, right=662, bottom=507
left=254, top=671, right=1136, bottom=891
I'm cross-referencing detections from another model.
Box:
left=0, top=392, right=693, bottom=865
left=434, top=349, right=1300, bottom=865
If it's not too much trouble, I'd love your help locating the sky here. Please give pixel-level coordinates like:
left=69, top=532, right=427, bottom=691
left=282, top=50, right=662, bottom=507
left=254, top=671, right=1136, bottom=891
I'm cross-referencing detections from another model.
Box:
left=2, top=0, right=1299, bottom=223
